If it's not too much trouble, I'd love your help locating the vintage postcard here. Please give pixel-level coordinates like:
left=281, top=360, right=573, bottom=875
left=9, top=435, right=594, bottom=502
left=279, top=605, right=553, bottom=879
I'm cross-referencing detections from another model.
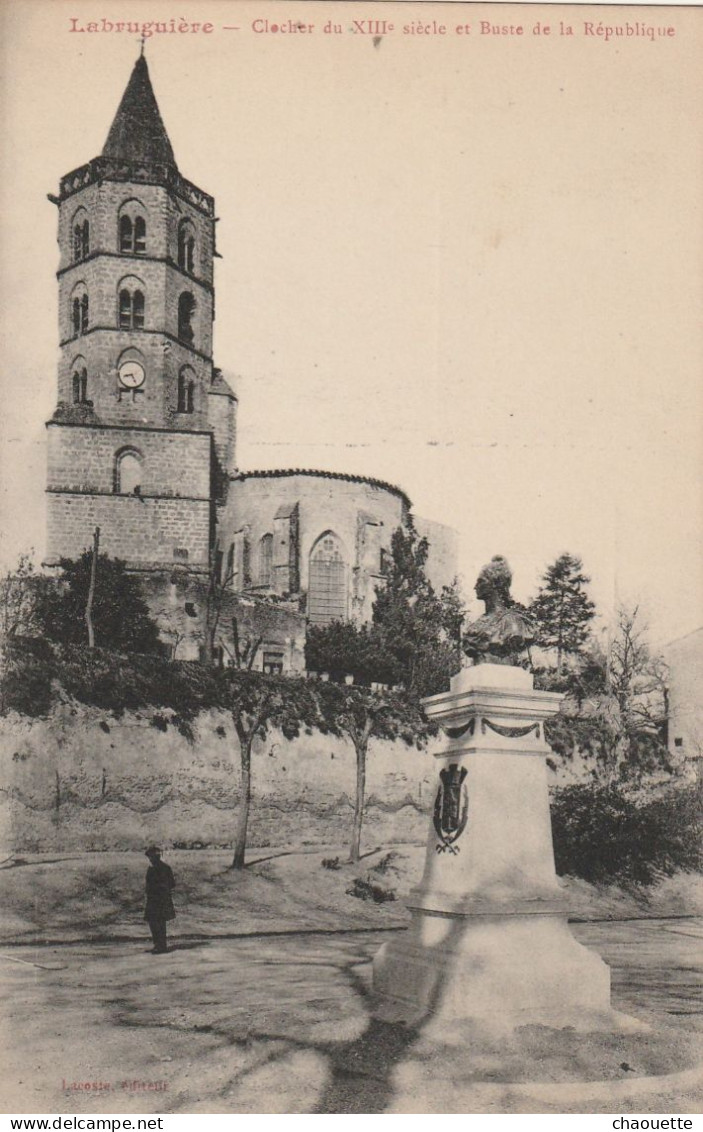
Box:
left=0, top=0, right=701, bottom=1119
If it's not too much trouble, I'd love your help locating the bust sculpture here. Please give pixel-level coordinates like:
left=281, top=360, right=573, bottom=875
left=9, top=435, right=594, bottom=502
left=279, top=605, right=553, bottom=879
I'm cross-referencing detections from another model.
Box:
left=462, top=555, right=535, bottom=665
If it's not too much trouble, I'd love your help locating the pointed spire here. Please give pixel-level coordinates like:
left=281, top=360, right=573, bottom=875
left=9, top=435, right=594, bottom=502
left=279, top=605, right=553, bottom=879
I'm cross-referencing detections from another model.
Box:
left=102, top=56, right=176, bottom=169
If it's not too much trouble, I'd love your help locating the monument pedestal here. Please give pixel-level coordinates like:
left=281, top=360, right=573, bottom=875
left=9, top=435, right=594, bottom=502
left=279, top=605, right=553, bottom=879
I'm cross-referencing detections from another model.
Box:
left=373, top=664, right=622, bottom=1035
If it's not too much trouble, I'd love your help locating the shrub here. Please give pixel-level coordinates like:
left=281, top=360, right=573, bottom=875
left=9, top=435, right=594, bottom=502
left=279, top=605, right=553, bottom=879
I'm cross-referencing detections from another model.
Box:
left=0, top=638, right=54, bottom=717
left=346, top=877, right=397, bottom=903
left=0, top=640, right=222, bottom=720
left=369, top=851, right=402, bottom=876
left=550, top=782, right=703, bottom=887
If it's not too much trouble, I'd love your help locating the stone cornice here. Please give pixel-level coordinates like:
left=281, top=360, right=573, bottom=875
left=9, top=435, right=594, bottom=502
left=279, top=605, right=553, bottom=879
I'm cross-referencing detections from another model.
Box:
left=232, top=468, right=412, bottom=511
left=57, top=251, right=214, bottom=294
left=59, top=326, right=213, bottom=364
left=57, top=156, right=215, bottom=218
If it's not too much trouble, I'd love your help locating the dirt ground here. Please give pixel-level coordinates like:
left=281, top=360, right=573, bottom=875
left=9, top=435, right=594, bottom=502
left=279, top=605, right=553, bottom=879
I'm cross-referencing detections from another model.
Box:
left=2, top=846, right=702, bottom=944
left=1, top=851, right=702, bottom=1114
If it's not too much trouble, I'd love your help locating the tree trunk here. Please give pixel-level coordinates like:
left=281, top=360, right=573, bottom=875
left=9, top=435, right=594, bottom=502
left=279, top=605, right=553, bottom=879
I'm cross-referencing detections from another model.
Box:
left=349, top=737, right=368, bottom=863
left=231, top=727, right=253, bottom=869
left=85, top=526, right=100, bottom=649
left=203, top=605, right=218, bottom=666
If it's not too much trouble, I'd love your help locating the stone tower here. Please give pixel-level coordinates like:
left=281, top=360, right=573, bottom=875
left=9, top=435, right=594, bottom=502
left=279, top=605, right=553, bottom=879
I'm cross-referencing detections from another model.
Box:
left=46, top=55, right=237, bottom=573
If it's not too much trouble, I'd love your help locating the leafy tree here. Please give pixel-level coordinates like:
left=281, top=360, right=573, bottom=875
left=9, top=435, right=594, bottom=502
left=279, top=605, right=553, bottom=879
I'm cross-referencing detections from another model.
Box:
left=305, top=620, right=399, bottom=686
left=529, top=553, right=596, bottom=667
left=218, top=671, right=319, bottom=868
left=371, top=524, right=465, bottom=697
left=315, top=682, right=429, bottom=861
left=550, top=782, right=702, bottom=886
left=38, top=551, right=162, bottom=654
left=438, top=579, right=466, bottom=659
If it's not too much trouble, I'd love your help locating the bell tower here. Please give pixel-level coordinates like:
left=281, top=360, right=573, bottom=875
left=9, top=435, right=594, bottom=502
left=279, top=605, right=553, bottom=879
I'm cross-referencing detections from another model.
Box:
left=46, top=54, right=236, bottom=572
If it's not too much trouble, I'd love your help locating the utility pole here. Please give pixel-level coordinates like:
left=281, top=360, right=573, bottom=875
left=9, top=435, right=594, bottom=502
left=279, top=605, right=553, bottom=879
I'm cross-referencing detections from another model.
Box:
left=85, top=526, right=100, bottom=649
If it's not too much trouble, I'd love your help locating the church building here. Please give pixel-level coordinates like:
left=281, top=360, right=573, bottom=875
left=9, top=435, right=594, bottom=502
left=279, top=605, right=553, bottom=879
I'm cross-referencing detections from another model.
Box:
left=45, top=55, right=456, bottom=668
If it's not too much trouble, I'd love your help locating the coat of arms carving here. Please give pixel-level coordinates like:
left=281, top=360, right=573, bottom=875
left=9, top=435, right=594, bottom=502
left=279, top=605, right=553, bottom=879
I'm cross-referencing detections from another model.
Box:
left=433, top=763, right=469, bottom=854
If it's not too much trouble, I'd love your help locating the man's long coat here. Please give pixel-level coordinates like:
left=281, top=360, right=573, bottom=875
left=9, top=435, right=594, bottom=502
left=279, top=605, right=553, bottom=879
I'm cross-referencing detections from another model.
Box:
left=144, top=860, right=176, bottom=922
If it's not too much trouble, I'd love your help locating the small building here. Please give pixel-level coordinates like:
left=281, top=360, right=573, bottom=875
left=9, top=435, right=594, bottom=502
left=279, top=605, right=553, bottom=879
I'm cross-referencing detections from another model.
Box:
left=666, top=627, right=703, bottom=767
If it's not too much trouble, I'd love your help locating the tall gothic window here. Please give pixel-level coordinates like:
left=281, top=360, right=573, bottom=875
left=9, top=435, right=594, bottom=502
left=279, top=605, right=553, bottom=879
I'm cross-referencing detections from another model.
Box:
left=259, top=534, right=273, bottom=587
left=119, top=287, right=145, bottom=330
left=114, top=448, right=143, bottom=494
left=177, top=368, right=195, bottom=413
left=178, top=292, right=196, bottom=344
left=177, top=220, right=196, bottom=273
left=72, top=367, right=88, bottom=404
left=71, top=289, right=89, bottom=337
left=308, top=532, right=347, bottom=625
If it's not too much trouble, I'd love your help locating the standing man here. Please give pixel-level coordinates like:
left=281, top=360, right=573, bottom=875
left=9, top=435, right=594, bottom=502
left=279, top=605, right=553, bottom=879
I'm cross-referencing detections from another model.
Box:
left=144, top=846, right=175, bottom=955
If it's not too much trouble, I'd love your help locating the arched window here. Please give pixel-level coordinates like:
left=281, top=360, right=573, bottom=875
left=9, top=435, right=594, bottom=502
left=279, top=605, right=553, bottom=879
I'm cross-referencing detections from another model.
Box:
left=114, top=448, right=143, bottom=494
left=119, top=215, right=133, bottom=253
left=134, top=216, right=146, bottom=254
left=72, top=213, right=90, bottom=263
left=118, top=285, right=145, bottom=330
left=71, top=286, right=89, bottom=337
left=308, top=532, right=347, bottom=625
left=259, top=534, right=273, bottom=587
left=178, top=292, right=196, bottom=343
left=177, top=220, right=196, bottom=273
left=118, top=201, right=147, bottom=254
left=72, top=367, right=88, bottom=404
left=177, top=368, right=195, bottom=413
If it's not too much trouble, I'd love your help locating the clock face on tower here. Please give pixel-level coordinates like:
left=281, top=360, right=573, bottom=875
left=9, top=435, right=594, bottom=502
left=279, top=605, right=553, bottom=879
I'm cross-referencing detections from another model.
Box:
left=118, top=360, right=145, bottom=389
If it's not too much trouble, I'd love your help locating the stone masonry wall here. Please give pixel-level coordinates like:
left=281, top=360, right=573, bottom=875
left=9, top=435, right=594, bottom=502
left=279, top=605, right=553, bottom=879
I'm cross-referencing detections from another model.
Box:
left=666, top=627, right=703, bottom=762
left=0, top=705, right=438, bottom=854
left=139, top=573, right=307, bottom=669
left=225, top=473, right=406, bottom=622
left=58, top=180, right=214, bottom=286
left=46, top=492, right=211, bottom=568
left=414, top=515, right=460, bottom=594
left=47, top=422, right=212, bottom=498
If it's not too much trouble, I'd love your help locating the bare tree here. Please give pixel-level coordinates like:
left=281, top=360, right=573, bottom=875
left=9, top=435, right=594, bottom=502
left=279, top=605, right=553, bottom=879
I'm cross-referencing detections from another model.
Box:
left=0, top=553, right=48, bottom=640
left=221, top=617, right=262, bottom=671
left=606, top=603, right=671, bottom=779
left=152, top=609, right=187, bottom=660
left=202, top=541, right=236, bottom=666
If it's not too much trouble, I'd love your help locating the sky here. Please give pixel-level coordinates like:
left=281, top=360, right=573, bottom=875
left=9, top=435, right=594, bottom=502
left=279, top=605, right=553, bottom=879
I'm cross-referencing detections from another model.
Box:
left=0, top=0, right=701, bottom=645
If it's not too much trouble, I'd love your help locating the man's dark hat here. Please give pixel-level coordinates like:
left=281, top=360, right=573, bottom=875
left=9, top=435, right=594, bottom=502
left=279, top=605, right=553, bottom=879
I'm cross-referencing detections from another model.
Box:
left=145, top=845, right=162, bottom=857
